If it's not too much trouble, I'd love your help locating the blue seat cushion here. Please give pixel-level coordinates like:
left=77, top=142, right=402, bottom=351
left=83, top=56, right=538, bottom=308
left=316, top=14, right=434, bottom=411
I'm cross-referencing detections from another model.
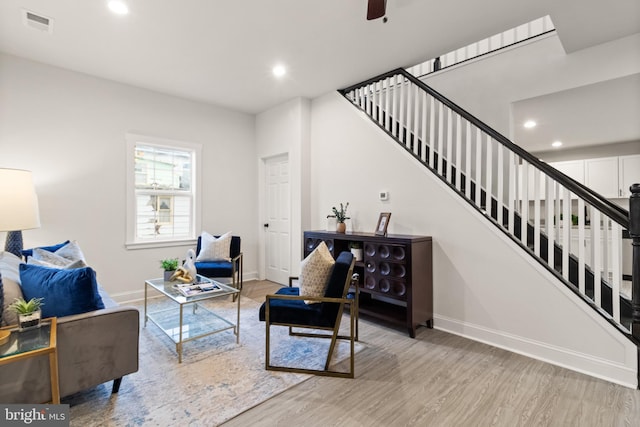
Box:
left=259, top=251, right=354, bottom=328
left=259, top=287, right=333, bottom=327
left=194, top=261, right=233, bottom=278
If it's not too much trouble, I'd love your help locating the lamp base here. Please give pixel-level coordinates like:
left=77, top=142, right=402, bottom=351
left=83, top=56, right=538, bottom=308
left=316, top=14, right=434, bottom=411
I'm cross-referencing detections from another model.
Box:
left=5, top=230, right=23, bottom=258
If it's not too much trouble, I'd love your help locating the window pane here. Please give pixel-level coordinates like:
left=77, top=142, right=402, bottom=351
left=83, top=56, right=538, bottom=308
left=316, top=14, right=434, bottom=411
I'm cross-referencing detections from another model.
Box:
left=135, top=194, right=192, bottom=240
left=135, top=145, right=192, bottom=191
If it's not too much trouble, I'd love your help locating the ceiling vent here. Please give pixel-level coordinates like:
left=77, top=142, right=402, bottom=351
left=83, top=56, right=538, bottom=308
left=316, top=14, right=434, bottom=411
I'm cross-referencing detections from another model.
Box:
left=22, top=9, right=54, bottom=34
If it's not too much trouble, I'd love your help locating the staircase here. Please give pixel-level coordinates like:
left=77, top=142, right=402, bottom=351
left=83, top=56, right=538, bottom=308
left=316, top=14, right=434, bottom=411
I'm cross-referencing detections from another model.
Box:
left=338, top=68, right=639, bottom=347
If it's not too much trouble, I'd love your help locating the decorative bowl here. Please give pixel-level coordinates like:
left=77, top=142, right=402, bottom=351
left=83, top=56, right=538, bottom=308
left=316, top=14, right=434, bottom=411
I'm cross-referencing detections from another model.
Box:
left=0, top=330, right=10, bottom=346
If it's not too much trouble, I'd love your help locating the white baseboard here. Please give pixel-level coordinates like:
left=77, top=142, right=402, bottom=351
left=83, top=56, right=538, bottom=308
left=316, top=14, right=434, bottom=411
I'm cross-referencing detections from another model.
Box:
left=435, top=315, right=637, bottom=389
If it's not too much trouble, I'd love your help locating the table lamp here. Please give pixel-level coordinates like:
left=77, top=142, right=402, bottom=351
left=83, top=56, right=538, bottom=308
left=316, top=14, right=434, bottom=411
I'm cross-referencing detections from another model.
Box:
left=0, top=168, right=41, bottom=257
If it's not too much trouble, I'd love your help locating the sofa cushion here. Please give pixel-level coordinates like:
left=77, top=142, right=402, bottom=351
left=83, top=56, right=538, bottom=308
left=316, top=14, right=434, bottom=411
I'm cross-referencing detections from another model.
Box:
left=19, top=264, right=105, bottom=319
left=196, top=231, right=232, bottom=262
left=0, top=252, right=24, bottom=326
left=298, top=242, right=335, bottom=304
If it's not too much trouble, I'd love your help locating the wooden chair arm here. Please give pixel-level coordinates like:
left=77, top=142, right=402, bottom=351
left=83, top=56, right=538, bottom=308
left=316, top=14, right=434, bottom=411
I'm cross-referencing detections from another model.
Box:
left=266, top=293, right=349, bottom=304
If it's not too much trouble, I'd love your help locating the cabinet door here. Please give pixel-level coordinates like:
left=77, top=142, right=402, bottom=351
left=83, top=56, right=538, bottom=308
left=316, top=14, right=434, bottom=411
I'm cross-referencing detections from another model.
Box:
left=618, top=155, right=640, bottom=198
left=362, top=241, right=408, bottom=300
left=549, top=160, right=585, bottom=184
left=546, top=160, right=585, bottom=199
left=585, top=157, right=618, bottom=199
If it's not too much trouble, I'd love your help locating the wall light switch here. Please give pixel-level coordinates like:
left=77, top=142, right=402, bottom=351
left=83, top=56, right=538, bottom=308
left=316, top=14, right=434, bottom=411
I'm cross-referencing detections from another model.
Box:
left=379, top=191, right=389, bottom=201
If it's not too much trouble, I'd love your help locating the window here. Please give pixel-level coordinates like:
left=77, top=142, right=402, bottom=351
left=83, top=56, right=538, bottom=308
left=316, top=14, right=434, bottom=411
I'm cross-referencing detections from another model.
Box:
left=126, top=134, right=201, bottom=248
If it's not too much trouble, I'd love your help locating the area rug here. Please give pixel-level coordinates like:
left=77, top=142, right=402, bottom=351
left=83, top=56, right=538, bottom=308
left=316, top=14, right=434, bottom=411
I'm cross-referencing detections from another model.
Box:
left=65, top=295, right=362, bottom=426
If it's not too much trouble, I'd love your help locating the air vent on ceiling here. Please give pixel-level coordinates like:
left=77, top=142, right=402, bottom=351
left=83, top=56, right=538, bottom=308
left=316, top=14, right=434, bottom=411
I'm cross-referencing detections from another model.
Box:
left=22, top=9, right=54, bottom=34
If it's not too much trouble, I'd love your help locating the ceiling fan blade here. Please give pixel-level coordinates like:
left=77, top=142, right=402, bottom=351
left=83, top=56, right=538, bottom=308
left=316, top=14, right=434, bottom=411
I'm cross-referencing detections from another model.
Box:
left=367, top=0, right=386, bottom=20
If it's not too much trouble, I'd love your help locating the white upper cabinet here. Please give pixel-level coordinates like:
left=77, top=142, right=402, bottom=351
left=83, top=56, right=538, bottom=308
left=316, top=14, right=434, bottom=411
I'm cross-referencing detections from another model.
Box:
left=549, top=160, right=585, bottom=186
left=585, top=157, right=619, bottom=198
left=519, top=155, right=639, bottom=201
left=519, top=159, right=585, bottom=200
left=618, top=154, right=640, bottom=198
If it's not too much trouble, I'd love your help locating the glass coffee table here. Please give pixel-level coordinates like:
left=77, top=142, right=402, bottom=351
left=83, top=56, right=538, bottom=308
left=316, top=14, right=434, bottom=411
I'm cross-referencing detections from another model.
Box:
left=0, top=317, right=60, bottom=403
left=144, top=275, right=240, bottom=363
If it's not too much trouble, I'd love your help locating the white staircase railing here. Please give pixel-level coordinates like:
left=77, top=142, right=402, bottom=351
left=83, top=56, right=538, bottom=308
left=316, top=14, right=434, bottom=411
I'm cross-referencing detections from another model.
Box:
left=406, top=16, right=555, bottom=76
left=340, top=68, right=633, bottom=334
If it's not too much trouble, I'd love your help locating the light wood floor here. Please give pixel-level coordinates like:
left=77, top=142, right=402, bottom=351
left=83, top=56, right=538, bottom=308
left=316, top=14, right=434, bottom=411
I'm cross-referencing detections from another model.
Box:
left=226, top=280, right=640, bottom=427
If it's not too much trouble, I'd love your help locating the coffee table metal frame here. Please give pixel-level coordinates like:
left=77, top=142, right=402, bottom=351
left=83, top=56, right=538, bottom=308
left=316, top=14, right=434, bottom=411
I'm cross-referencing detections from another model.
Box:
left=144, top=276, right=240, bottom=363
left=0, top=317, right=60, bottom=403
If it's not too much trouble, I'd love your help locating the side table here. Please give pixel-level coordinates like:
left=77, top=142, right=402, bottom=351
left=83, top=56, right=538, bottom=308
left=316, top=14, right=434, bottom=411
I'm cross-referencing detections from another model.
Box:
left=0, top=317, right=60, bottom=404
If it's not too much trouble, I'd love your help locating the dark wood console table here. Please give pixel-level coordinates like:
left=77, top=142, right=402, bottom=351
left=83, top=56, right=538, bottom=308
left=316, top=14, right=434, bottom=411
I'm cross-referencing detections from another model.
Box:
left=303, top=231, right=433, bottom=338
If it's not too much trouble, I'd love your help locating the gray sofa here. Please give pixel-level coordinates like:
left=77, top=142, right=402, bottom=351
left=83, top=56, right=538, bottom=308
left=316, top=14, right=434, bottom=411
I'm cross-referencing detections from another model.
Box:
left=0, top=287, right=139, bottom=403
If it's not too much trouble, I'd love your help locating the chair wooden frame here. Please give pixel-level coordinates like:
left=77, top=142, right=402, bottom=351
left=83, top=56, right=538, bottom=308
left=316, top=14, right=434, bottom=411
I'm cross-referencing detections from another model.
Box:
left=264, top=257, right=357, bottom=378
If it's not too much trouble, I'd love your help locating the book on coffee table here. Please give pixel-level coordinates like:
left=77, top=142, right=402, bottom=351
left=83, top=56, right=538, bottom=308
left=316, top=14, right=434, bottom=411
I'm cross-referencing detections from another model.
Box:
left=173, top=281, right=223, bottom=297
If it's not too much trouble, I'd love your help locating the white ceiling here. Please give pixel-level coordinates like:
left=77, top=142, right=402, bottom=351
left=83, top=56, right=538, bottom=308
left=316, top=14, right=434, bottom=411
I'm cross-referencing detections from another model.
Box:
left=0, top=0, right=638, bottom=115
left=513, top=73, right=640, bottom=152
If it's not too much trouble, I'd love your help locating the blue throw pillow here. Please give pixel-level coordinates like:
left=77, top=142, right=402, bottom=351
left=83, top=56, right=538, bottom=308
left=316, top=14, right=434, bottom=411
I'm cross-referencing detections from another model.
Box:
left=19, top=264, right=105, bottom=318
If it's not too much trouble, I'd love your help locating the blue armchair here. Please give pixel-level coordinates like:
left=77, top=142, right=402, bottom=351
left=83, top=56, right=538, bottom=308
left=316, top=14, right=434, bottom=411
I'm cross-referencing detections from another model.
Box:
left=194, top=235, right=243, bottom=293
left=259, top=251, right=357, bottom=378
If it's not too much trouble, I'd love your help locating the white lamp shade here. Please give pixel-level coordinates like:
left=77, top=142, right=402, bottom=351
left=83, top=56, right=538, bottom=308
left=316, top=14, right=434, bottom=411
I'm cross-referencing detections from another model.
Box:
left=0, top=168, right=41, bottom=231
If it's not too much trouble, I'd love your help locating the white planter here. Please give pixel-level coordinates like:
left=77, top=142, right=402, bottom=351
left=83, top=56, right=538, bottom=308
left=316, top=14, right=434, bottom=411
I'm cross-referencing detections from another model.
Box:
left=350, top=248, right=363, bottom=261
left=18, top=309, right=41, bottom=330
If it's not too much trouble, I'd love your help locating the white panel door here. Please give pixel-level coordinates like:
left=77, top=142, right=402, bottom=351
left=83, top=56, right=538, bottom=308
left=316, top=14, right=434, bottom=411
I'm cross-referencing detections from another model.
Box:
left=265, top=155, right=290, bottom=284
left=618, top=155, right=640, bottom=198
left=585, top=157, right=618, bottom=199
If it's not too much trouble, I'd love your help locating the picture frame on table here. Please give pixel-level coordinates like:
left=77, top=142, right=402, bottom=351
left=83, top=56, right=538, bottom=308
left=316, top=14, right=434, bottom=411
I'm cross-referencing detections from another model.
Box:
left=375, top=212, right=391, bottom=236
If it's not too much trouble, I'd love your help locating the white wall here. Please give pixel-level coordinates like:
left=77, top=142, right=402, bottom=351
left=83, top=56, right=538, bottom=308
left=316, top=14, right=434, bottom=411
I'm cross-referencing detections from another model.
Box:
left=301, top=31, right=640, bottom=387
left=0, top=53, right=258, bottom=301
left=310, top=91, right=637, bottom=387
left=256, top=98, right=311, bottom=280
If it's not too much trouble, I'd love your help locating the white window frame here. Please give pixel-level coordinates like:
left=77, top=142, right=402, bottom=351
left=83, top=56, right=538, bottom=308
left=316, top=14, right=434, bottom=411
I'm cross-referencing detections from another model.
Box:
left=125, top=133, right=202, bottom=249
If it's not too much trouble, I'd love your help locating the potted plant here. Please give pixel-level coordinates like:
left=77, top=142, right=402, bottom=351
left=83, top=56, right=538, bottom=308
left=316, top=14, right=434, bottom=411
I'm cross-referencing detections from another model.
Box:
left=331, top=202, right=350, bottom=233
left=8, top=297, right=44, bottom=330
left=349, top=241, right=363, bottom=261
left=161, top=258, right=179, bottom=281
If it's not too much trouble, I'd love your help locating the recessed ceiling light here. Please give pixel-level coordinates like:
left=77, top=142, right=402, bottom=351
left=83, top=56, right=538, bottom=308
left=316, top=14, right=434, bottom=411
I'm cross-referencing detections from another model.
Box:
left=524, top=120, right=537, bottom=129
left=552, top=141, right=563, bottom=148
left=272, top=64, right=286, bottom=78
left=108, top=1, right=129, bottom=15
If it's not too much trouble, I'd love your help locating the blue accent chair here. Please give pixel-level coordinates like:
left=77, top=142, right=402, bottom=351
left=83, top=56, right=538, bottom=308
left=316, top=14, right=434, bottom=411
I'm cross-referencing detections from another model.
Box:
left=259, top=251, right=357, bottom=378
left=194, top=235, right=243, bottom=293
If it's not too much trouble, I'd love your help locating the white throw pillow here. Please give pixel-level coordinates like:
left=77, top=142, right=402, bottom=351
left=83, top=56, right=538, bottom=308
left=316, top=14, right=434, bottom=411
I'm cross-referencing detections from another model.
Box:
left=299, top=242, right=335, bottom=304
left=27, top=256, right=87, bottom=269
left=54, top=240, right=86, bottom=262
left=196, top=232, right=232, bottom=262
left=32, top=248, right=87, bottom=268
